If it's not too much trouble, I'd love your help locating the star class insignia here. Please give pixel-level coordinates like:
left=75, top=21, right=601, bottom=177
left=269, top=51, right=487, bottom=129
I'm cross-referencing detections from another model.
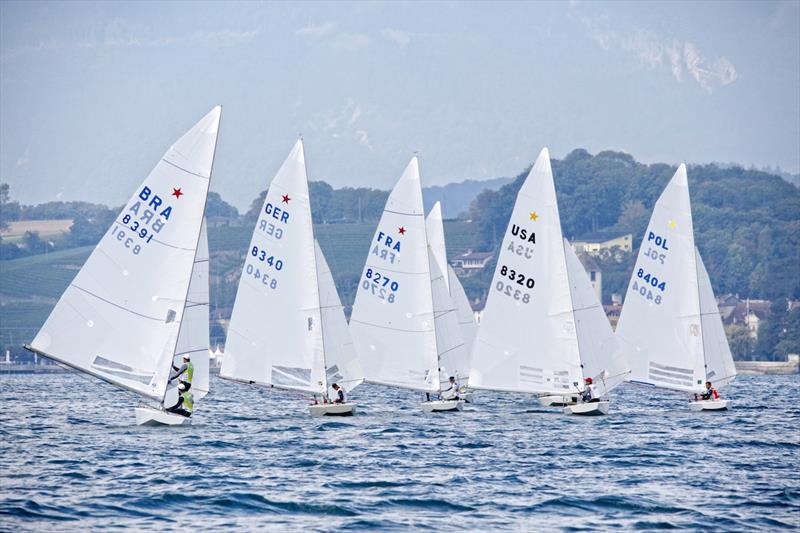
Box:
left=172, top=188, right=183, bottom=199
left=667, top=219, right=677, bottom=229
left=282, top=194, right=291, bottom=204
left=529, top=211, right=538, bottom=221
left=398, top=226, right=406, bottom=235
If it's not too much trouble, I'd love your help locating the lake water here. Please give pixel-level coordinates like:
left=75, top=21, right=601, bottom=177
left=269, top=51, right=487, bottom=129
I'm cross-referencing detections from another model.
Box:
left=1, top=373, right=798, bottom=531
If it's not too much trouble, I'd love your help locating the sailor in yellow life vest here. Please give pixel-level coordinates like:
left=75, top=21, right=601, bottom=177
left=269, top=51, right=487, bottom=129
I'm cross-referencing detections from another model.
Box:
left=166, top=382, right=193, bottom=417
left=170, top=354, right=193, bottom=392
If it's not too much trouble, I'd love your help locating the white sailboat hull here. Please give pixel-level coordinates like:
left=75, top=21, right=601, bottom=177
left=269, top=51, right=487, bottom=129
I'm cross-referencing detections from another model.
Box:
left=309, top=403, right=357, bottom=416
left=421, top=399, right=464, bottom=412
left=564, top=401, right=609, bottom=416
left=539, top=394, right=579, bottom=407
left=134, top=406, right=191, bottom=426
left=689, top=399, right=730, bottom=411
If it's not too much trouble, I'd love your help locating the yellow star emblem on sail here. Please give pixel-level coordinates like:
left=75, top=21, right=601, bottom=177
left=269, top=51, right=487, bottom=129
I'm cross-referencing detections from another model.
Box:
left=529, top=211, right=539, bottom=221
left=667, top=219, right=677, bottom=229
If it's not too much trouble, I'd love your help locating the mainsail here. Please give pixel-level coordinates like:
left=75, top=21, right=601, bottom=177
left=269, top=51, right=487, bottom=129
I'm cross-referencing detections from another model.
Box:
left=221, top=140, right=362, bottom=397
left=468, top=148, right=584, bottom=395
left=616, top=164, right=736, bottom=392
left=350, top=157, right=440, bottom=392
left=28, top=107, right=221, bottom=401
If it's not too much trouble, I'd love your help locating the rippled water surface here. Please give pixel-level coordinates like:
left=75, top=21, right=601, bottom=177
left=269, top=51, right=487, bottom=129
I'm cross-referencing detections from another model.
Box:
left=1, top=373, right=798, bottom=531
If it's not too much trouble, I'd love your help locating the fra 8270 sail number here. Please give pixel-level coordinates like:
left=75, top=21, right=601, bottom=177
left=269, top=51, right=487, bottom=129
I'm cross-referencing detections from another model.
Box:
left=361, top=268, right=399, bottom=303
left=495, top=265, right=534, bottom=304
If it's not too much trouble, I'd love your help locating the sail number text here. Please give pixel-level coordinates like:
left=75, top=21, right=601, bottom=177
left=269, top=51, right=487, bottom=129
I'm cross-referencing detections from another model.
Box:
left=494, top=280, right=531, bottom=303
left=250, top=246, right=283, bottom=270
left=499, top=265, right=536, bottom=289
left=245, top=263, right=278, bottom=289
left=630, top=267, right=666, bottom=305
left=361, top=267, right=398, bottom=303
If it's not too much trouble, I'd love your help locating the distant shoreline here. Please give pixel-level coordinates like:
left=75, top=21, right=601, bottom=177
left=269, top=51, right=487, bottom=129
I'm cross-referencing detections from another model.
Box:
left=0, top=362, right=795, bottom=376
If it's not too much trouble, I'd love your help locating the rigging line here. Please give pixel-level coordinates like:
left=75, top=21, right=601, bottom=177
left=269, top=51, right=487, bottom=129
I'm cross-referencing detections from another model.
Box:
left=362, top=262, right=431, bottom=276
left=382, top=209, right=424, bottom=217
left=173, top=347, right=209, bottom=356
left=348, top=318, right=434, bottom=334
left=70, top=284, right=166, bottom=322
left=161, top=158, right=211, bottom=179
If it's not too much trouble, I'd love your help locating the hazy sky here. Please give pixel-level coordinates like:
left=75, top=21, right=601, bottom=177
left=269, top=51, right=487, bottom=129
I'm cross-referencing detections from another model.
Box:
left=1, top=0, right=798, bottom=209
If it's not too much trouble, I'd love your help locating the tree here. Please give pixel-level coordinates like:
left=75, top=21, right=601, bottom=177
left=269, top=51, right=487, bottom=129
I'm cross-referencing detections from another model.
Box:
left=205, top=192, right=239, bottom=220
left=22, top=230, right=44, bottom=253
left=755, top=298, right=788, bottom=360
left=726, top=324, right=754, bottom=360
left=775, top=307, right=800, bottom=358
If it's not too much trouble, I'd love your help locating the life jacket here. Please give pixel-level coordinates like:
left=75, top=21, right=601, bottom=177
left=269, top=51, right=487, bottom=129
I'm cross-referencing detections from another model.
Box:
left=181, top=391, right=194, bottom=412
left=185, top=361, right=194, bottom=383
left=712, top=388, right=719, bottom=399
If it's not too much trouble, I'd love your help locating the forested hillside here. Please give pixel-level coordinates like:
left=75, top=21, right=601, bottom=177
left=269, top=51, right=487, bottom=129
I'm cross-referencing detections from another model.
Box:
left=468, top=149, right=800, bottom=302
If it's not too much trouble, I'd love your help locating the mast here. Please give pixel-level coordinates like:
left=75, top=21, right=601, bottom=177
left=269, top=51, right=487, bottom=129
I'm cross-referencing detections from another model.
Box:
left=415, top=157, right=445, bottom=394
left=563, top=240, right=587, bottom=386
left=304, top=137, right=330, bottom=398
left=160, top=110, right=222, bottom=406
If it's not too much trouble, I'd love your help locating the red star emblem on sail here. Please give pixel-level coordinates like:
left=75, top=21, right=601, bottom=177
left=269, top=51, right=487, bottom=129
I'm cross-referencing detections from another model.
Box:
left=282, top=194, right=291, bottom=204
left=172, top=188, right=183, bottom=199
left=398, top=226, right=406, bottom=235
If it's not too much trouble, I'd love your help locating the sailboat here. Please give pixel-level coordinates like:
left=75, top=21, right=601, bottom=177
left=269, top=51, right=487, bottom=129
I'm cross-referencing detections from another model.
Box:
left=425, top=201, right=476, bottom=399
left=350, top=157, right=469, bottom=412
left=615, top=164, right=736, bottom=411
left=220, top=139, right=364, bottom=416
left=24, top=106, right=222, bottom=425
left=468, top=148, right=628, bottom=416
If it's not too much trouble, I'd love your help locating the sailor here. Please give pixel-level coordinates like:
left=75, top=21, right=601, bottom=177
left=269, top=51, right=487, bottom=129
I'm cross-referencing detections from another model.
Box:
left=441, top=376, right=460, bottom=400
left=581, top=377, right=599, bottom=403
left=170, top=354, right=193, bottom=391
left=166, top=383, right=193, bottom=417
left=331, top=383, right=345, bottom=404
left=694, top=381, right=719, bottom=401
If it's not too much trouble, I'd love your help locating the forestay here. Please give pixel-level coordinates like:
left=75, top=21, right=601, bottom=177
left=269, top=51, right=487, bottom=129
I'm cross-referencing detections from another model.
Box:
left=350, top=157, right=440, bottom=393
left=696, top=247, right=737, bottom=388
left=29, top=107, right=221, bottom=401
left=616, top=164, right=707, bottom=393
left=170, top=219, right=210, bottom=401
left=222, top=140, right=327, bottom=395
left=468, top=148, right=584, bottom=395
left=314, top=239, right=364, bottom=393
left=563, top=238, right=628, bottom=397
